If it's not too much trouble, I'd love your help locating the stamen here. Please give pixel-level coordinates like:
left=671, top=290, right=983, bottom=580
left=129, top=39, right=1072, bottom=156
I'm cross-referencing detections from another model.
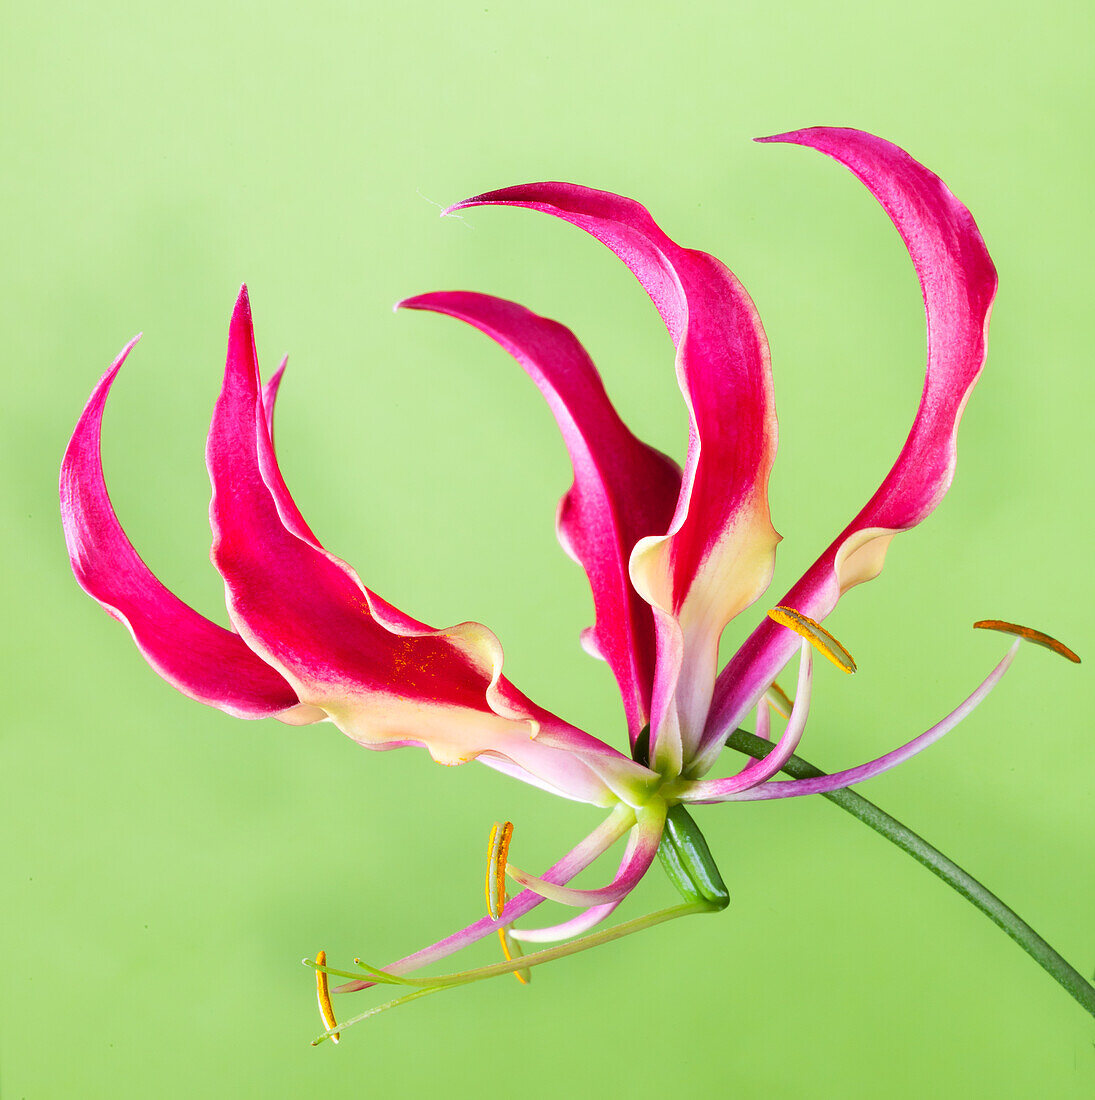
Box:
left=310, top=900, right=718, bottom=1043
left=765, top=680, right=794, bottom=718
left=314, top=950, right=340, bottom=1044
left=485, top=821, right=514, bottom=920
left=768, top=606, right=856, bottom=673
left=496, top=926, right=531, bottom=985
left=973, top=620, right=1081, bottom=663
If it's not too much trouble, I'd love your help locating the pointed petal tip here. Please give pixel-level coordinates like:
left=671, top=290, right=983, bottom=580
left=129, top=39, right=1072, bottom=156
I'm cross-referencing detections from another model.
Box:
left=68, top=333, right=144, bottom=428
left=105, top=333, right=142, bottom=369
left=756, top=127, right=873, bottom=147
left=61, top=323, right=306, bottom=721
left=443, top=190, right=511, bottom=216
left=395, top=292, right=467, bottom=315
left=396, top=293, right=446, bottom=316
left=229, top=288, right=252, bottom=333
left=754, top=130, right=820, bottom=145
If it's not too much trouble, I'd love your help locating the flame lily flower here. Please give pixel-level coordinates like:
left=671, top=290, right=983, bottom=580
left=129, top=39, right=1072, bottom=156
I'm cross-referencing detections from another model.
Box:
left=60, top=128, right=1082, bottom=1040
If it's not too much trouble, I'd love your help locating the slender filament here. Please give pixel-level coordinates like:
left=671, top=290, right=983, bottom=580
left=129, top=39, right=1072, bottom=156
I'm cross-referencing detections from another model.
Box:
left=310, top=900, right=718, bottom=1043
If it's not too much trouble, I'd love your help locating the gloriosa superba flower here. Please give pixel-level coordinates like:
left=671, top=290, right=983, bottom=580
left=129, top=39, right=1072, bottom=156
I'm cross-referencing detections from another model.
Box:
left=60, top=128, right=1080, bottom=1042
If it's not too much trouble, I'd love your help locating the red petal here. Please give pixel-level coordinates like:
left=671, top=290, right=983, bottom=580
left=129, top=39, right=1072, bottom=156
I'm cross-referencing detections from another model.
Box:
left=59, top=338, right=311, bottom=721
left=400, top=291, right=680, bottom=741
left=702, top=128, right=998, bottom=769
left=450, top=185, right=779, bottom=772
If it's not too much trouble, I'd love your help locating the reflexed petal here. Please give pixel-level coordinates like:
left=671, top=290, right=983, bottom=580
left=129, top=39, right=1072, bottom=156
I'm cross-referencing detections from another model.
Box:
left=505, top=801, right=665, bottom=906
left=509, top=900, right=621, bottom=944
left=449, top=185, right=779, bottom=774
left=701, top=128, right=998, bottom=771
left=509, top=852, right=628, bottom=943
left=206, top=287, right=649, bottom=804
left=691, top=640, right=1019, bottom=803
left=399, top=291, right=680, bottom=742
left=59, top=337, right=318, bottom=723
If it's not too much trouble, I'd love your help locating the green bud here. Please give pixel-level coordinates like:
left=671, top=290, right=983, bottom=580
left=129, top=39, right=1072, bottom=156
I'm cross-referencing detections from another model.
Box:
left=656, top=803, right=729, bottom=910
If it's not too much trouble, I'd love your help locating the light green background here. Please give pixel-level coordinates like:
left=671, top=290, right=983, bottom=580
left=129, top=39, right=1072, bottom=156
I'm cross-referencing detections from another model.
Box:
left=3, top=1, right=1092, bottom=1096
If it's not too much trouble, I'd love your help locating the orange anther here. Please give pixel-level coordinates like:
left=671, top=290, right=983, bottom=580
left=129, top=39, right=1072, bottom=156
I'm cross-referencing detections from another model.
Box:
left=485, top=821, right=514, bottom=920
left=974, top=620, right=1080, bottom=664
left=768, top=607, right=856, bottom=673
left=314, top=950, right=340, bottom=1044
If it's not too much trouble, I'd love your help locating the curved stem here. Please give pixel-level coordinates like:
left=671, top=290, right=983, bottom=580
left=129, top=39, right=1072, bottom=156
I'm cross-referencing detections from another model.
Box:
left=725, top=728, right=1095, bottom=1019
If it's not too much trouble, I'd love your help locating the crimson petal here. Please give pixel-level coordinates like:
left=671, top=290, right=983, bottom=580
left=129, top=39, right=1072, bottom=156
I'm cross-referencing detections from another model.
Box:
left=701, top=128, right=998, bottom=770
left=59, top=339, right=314, bottom=722
left=449, top=185, right=779, bottom=774
left=399, top=291, right=680, bottom=742
left=206, top=287, right=649, bottom=805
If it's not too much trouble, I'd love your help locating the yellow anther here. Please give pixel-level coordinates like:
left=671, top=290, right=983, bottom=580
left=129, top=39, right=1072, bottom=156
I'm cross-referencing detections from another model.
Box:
left=767, top=607, right=857, bottom=673
left=314, top=950, right=340, bottom=1044
left=764, top=680, right=794, bottom=718
left=497, top=926, right=532, bottom=985
left=974, top=620, right=1081, bottom=664
left=485, top=821, right=514, bottom=920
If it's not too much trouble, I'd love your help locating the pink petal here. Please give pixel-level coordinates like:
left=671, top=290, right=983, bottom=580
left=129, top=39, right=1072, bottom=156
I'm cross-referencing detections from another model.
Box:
left=510, top=865, right=627, bottom=943
left=700, top=128, right=998, bottom=770
left=449, top=185, right=780, bottom=774
left=399, top=291, right=681, bottom=742
left=206, top=287, right=649, bottom=805
left=59, top=338, right=316, bottom=722
left=690, top=641, right=1019, bottom=803
left=504, top=802, right=664, bottom=906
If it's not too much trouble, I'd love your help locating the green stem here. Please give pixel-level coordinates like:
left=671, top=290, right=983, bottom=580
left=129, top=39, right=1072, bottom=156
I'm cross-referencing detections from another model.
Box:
left=725, top=728, right=1095, bottom=1018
